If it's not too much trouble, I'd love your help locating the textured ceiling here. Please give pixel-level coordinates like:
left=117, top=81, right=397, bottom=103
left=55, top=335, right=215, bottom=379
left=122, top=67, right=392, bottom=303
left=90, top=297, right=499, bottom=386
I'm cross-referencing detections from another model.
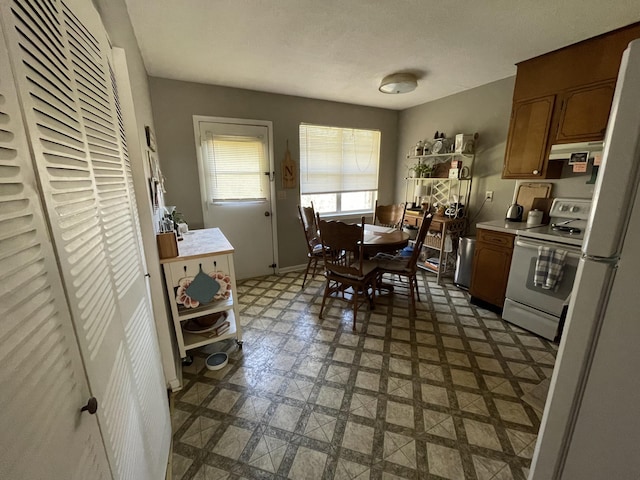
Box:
left=124, top=0, right=640, bottom=110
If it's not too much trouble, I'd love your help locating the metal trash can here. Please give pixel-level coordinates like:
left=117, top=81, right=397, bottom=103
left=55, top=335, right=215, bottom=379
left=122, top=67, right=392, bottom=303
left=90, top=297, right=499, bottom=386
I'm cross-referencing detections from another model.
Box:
left=454, top=236, right=476, bottom=290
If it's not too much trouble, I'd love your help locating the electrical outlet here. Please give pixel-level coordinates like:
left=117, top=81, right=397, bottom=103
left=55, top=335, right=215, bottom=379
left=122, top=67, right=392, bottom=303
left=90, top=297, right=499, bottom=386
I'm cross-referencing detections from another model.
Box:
left=485, top=190, right=494, bottom=202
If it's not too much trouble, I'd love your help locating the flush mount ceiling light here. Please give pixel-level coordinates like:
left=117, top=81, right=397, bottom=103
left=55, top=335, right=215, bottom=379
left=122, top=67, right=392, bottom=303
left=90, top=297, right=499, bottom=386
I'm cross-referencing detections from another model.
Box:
left=379, top=72, right=418, bottom=94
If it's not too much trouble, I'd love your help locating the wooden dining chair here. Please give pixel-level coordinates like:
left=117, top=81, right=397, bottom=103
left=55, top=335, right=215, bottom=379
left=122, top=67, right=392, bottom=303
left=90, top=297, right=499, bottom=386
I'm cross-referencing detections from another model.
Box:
left=373, top=201, right=406, bottom=229
left=317, top=215, right=378, bottom=330
left=375, top=212, right=433, bottom=313
left=297, top=203, right=324, bottom=288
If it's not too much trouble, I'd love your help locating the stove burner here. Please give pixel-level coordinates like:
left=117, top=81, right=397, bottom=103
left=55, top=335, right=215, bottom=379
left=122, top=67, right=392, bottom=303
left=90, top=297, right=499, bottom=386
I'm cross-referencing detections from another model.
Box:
left=552, top=225, right=582, bottom=234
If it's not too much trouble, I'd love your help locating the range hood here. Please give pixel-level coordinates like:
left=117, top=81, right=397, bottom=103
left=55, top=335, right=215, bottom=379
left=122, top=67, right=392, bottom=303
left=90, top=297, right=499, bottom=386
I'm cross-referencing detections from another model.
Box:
left=549, top=141, right=604, bottom=160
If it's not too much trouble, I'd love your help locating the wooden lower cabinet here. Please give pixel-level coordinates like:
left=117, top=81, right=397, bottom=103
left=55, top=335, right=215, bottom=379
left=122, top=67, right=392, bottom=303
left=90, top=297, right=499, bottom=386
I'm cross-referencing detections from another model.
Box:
left=470, top=229, right=514, bottom=308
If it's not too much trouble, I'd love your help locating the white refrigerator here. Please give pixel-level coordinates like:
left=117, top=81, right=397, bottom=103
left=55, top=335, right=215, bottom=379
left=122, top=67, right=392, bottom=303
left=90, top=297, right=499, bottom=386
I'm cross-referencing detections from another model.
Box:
left=530, top=39, right=640, bottom=479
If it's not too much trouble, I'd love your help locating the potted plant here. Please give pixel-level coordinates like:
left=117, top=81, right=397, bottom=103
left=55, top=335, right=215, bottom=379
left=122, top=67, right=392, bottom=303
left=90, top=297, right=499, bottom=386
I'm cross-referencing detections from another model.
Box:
left=411, top=162, right=433, bottom=178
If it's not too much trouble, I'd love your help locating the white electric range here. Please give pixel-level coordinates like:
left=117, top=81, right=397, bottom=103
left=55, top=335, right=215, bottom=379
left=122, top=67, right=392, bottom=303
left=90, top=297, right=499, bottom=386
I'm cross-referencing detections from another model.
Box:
left=503, top=198, right=593, bottom=341
left=516, top=198, right=592, bottom=246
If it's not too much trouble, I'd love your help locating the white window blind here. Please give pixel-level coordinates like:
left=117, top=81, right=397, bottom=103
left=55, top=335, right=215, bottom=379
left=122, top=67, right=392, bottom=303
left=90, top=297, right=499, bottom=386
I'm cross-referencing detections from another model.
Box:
left=300, top=124, right=380, bottom=194
left=203, top=132, right=267, bottom=201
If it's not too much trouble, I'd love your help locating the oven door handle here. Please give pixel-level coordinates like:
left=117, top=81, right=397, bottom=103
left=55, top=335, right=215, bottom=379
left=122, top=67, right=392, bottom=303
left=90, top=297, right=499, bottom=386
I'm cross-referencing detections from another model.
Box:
left=515, top=238, right=583, bottom=259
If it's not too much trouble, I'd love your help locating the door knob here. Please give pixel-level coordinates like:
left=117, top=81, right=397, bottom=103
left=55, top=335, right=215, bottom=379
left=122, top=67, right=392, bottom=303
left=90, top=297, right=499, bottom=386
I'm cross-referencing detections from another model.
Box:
left=81, top=397, right=98, bottom=415
left=264, top=211, right=271, bottom=217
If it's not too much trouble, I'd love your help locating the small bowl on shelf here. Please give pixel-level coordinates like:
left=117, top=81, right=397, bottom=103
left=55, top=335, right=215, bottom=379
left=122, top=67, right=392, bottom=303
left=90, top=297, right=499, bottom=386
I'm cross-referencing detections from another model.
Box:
left=193, top=311, right=228, bottom=328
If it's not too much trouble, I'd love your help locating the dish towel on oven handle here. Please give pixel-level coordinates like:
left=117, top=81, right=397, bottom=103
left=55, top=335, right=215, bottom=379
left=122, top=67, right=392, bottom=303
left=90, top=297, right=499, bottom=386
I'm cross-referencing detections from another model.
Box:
left=534, top=246, right=567, bottom=290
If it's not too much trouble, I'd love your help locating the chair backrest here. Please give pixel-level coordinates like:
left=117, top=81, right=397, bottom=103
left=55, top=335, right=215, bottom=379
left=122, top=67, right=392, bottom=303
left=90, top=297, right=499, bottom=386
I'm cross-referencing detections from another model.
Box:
left=298, top=204, right=320, bottom=253
left=373, top=201, right=406, bottom=229
left=407, top=213, right=433, bottom=271
left=317, top=215, right=366, bottom=278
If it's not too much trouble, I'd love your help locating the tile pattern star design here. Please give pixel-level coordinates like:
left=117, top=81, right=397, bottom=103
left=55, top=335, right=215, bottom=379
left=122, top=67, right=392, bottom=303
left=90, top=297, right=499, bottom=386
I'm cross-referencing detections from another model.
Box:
left=171, top=271, right=558, bottom=480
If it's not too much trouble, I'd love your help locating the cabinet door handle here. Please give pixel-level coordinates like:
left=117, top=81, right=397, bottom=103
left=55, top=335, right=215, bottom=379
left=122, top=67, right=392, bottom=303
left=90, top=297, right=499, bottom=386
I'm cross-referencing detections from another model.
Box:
left=532, top=169, right=539, bottom=175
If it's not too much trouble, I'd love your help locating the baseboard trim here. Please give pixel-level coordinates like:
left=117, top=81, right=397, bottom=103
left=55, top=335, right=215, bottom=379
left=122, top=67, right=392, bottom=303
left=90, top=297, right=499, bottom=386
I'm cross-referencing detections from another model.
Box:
left=168, top=378, right=182, bottom=392
left=278, top=264, right=307, bottom=274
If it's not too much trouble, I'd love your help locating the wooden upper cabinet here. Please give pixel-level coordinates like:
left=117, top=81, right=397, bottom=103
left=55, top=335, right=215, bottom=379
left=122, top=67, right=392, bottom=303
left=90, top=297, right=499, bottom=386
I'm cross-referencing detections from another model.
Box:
left=503, top=22, right=640, bottom=179
left=512, top=23, right=640, bottom=102
left=555, top=80, right=616, bottom=143
left=502, top=95, right=555, bottom=178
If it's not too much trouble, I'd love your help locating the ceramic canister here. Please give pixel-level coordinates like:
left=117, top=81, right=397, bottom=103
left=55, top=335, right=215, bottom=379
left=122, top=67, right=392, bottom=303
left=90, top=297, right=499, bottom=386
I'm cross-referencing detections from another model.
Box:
left=527, top=209, right=544, bottom=226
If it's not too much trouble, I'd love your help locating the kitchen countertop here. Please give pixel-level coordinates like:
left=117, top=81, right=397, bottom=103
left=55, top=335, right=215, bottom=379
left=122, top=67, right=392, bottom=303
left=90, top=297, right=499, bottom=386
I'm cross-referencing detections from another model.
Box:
left=159, top=228, right=234, bottom=263
left=476, top=219, right=534, bottom=234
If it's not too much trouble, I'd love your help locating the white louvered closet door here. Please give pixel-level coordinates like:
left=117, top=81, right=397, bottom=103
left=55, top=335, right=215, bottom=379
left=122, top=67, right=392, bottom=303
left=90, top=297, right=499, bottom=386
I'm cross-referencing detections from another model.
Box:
left=0, top=12, right=111, bottom=480
left=0, top=0, right=171, bottom=479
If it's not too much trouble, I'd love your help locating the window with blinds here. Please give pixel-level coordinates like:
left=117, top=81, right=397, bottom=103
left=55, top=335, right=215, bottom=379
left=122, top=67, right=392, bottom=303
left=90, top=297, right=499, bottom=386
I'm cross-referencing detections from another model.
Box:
left=203, top=132, right=268, bottom=202
left=300, top=124, right=380, bottom=214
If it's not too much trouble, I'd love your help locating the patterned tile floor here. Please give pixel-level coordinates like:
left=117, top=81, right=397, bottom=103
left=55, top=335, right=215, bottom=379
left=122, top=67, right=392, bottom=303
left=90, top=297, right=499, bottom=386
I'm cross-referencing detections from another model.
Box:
left=170, top=270, right=557, bottom=480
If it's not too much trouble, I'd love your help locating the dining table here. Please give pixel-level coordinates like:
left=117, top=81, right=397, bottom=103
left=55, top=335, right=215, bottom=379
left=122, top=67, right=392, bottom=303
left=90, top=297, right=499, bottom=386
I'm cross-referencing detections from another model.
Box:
left=363, top=224, right=410, bottom=256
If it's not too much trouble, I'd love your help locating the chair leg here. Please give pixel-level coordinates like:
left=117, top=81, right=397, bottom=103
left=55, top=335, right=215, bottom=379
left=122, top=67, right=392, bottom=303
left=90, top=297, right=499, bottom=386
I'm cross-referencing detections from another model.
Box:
left=408, top=274, right=416, bottom=314
left=319, top=279, right=330, bottom=319
left=311, top=256, right=320, bottom=279
left=371, top=275, right=377, bottom=307
left=352, top=287, right=359, bottom=331
left=302, top=257, right=313, bottom=288
left=414, top=273, right=421, bottom=302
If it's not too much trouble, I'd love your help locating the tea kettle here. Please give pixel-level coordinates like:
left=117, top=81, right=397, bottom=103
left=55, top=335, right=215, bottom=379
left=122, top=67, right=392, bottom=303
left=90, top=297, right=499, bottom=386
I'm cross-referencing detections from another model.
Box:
left=505, top=203, right=524, bottom=222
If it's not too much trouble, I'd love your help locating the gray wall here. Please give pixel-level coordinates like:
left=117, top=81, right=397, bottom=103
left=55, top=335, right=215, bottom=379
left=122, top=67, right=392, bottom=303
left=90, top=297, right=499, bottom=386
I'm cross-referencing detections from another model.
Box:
left=95, top=0, right=156, bottom=159
left=148, top=77, right=399, bottom=270
left=397, top=77, right=518, bottom=228
left=396, top=77, right=595, bottom=232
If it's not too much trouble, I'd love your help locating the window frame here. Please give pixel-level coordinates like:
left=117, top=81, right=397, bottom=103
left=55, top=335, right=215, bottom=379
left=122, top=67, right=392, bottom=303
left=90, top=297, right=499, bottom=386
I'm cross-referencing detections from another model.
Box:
left=200, top=132, right=270, bottom=204
left=299, top=123, right=381, bottom=216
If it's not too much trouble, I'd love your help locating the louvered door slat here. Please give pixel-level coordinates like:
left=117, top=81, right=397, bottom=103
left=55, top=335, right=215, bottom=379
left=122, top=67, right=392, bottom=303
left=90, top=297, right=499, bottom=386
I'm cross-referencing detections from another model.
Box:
left=31, top=0, right=61, bottom=32
left=70, top=42, right=106, bottom=80
left=63, top=10, right=171, bottom=474
left=62, top=1, right=100, bottom=52
left=12, top=1, right=65, bottom=61
left=87, top=129, right=119, bottom=148
left=125, top=299, right=167, bottom=468
left=24, top=62, right=77, bottom=106
left=14, top=24, right=72, bottom=86
left=104, top=345, right=151, bottom=480
left=63, top=9, right=142, bottom=303
left=0, top=7, right=111, bottom=477
left=109, top=62, right=144, bottom=251
left=31, top=86, right=82, bottom=127
left=4, top=0, right=170, bottom=478
left=104, top=32, right=171, bottom=480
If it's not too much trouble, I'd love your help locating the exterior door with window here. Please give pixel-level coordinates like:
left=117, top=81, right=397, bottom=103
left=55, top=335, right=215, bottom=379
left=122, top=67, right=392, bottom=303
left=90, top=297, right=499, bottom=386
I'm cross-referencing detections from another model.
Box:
left=195, top=118, right=276, bottom=279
